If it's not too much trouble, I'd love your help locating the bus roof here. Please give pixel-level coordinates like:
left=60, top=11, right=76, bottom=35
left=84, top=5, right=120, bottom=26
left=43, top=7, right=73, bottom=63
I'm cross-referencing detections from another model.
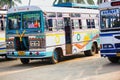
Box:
left=7, top=6, right=41, bottom=14
left=7, top=5, right=99, bottom=14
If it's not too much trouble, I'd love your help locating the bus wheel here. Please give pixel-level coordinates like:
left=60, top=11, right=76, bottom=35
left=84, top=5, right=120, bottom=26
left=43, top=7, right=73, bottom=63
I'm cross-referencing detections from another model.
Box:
left=108, top=57, right=119, bottom=63
left=84, top=43, right=97, bottom=56
left=20, top=58, right=30, bottom=64
left=5, top=55, right=8, bottom=59
left=50, top=50, right=59, bottom=64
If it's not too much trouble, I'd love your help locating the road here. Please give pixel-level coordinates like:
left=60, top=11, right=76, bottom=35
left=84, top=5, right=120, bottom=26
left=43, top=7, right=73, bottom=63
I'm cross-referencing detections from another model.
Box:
left=0, top=54, right=120, bottom=80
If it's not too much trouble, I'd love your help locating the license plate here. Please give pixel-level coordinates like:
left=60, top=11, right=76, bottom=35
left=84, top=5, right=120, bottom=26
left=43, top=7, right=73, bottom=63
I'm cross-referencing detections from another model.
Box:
left=116, top=53, right=120, bottom=56
left=18, top=51, right=25, bottom=56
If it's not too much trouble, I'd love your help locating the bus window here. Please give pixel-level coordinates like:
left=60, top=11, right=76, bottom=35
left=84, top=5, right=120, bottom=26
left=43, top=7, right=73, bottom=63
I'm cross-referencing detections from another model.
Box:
left=74, top=19, right=79, bottom=29
left=101, top=16, right=120, bottom=29
left=1, top=20, right=4, bottom=30
left=72, top=19, right=79, bottom=29
left=44, top=17, right=49, bottom=31
left=70, top=13, right=80, bottom=17
left=8, top=14, right=21, bottom=30
left=71, top=20, right=74, bottom=29
left=22, top=12, right=40, bottom=29
left=86, top=19, right=95, bottom=28
left=64, top=18, right=71, bottom=27
left=48, top=19, right=53, bottom=31
left=100, top=9, right=120, bottom=29
left=91, top=19, right=95, bottom=28
left=48, top=19, right=57, bottom=31
left=57, top=13, right=62, bottom=17
left=71, top=19, right=82, bottom=29
left=79, top=19, right=82, bottom=29
left=113, top=18, right=120, bottom=27
left=47, top=12, right=56, bottom=17
left=57, top=19, right=64, bottom=30
left=86, top=19, right=91, bottom=28
left=52, top=19, right=57, bottom=31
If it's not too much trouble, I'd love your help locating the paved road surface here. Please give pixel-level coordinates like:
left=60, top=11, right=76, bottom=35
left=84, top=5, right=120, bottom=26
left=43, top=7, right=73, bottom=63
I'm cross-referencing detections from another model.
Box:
left=0, top=54, right=120, bottom=80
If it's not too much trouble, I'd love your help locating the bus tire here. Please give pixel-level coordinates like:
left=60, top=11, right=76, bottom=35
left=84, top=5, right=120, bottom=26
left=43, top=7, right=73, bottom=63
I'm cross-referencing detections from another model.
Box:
left=108, top=57, right=119, bottom=63
left=94, top=42, right=99, bottom=54
left=20, top=58, right=30, bottom=64
left=50, top=50, right=59, bottom=64
left=5, top=55, right=8, bottom=59
left=84, top=43, right=97, bottom=56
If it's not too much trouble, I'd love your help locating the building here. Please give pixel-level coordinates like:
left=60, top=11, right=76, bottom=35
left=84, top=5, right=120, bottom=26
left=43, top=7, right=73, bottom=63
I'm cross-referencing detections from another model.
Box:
left=53, top=0, right=98, bottom=9
left=53, top=0, right=114, bottom=8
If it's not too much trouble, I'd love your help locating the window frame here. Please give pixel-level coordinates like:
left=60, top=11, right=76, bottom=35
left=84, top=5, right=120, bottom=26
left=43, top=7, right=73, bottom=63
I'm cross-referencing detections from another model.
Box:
left=86, top=19, right=95, bottom=29
left=7, top=13, right=21, bottom=30
left=22, top=11, right=41, bottom=29
left=100, top=8, right=120, bottom=29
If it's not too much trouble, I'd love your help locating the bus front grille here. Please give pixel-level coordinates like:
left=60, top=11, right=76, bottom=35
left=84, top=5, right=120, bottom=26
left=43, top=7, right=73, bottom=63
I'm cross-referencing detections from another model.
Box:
left=115, top=43, right=120, bottom=48
left=29, top=38, right=45, bottom=49
left=14, top=37, right=29, bottom=51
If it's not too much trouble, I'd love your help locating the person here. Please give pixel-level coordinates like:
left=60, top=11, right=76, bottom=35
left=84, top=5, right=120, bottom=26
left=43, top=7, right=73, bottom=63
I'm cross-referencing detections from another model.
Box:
left=28, top=22, right=34, bottom=28
left=34, top=20, right=39, bottom=28
left=113, top=18, right=120, bottom=27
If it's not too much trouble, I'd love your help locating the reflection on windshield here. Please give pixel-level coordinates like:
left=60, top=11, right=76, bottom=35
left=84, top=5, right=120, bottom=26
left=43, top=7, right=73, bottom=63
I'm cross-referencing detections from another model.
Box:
left=8, top=14, right=21, bottom=30
left=100, top=9, right=120, bottom=29
left=101, top=16, right=120, bottom=29
left=22, top=13, right=40, bottom=29
left=7, top=12, right=41, bottom=30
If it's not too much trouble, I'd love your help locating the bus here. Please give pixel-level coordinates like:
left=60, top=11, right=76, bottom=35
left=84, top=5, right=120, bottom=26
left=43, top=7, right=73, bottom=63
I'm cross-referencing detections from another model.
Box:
left=6, top=6, right=99, bottom=64
left=0, top=9, right=7, bottom=58
left=99, top=0, right=120, bottom=63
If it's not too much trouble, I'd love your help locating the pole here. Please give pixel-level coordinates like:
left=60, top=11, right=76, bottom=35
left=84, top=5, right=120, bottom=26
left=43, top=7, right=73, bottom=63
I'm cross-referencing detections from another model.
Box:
left=29, top=0, right=31, bottom=5
left=10, top=0, right=12, bottom=8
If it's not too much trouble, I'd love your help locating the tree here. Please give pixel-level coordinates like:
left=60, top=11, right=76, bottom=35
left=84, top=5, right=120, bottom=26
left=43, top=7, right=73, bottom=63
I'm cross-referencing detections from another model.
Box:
left=77, top=0, right=85, bottom=4
left=53, top=0, right=86, bottom=4
left=97, top=0, right=102, bottom=4
left=87, top=0, right=95, bottom=5
left=0, top=0, right=22, bottom=8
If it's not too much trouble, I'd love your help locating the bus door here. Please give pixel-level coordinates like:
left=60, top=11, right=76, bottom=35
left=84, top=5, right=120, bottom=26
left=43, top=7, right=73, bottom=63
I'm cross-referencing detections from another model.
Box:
left=64, top=17, right=72, bottom=54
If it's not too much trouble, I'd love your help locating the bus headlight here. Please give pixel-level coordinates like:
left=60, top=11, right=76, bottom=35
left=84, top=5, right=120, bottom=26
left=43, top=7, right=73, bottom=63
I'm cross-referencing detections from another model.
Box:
left=30, top=41, right=40, bottom=48
left=30, top=41, right=35, bottom=47
left=103, top=44, right=114, bottom=49
left=6, top=41, right=14, bottom=49
left=35, top=41, right=40, bottom=46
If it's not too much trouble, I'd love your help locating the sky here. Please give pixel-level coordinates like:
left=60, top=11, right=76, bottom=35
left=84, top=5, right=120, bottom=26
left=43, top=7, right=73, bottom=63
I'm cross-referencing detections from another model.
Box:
left=18, top=0, right=54, bottom=6
left=18, top=0, right=98, bottom=6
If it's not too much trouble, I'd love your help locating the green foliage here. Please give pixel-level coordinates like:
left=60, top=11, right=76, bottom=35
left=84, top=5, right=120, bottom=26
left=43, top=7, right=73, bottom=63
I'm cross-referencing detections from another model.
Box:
left=54, top=0, right=86, bottom=4
left=76, top=0, right=85, bottom=4
left=97, top=0, right=102, bottom=4
left=87, top=0, right=95, bottom=5
left=0, top=0, right=22, bottom=8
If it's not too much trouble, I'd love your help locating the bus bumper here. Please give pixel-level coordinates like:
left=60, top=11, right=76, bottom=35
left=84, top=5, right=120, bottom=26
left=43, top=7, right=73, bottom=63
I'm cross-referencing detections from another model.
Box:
left=7, top=51, right=53, bottom=59
left=100, top=49, right=120, bottom=57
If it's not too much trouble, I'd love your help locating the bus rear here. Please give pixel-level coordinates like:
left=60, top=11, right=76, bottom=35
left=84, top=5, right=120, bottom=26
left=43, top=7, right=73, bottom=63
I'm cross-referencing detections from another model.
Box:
left=99, top=1, right=120, bottom=63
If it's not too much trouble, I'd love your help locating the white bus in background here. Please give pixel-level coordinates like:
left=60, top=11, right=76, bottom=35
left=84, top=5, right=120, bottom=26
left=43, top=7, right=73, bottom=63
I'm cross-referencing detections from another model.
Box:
left=99, top=0, right=120, bottom=63
left=0, top=9, right=7, bottom=58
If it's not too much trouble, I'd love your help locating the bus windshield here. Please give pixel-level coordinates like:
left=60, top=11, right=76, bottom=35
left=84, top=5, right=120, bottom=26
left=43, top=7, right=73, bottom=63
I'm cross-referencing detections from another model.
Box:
left=22, top=12, right=40, bottom=29
left=8, top=14, right=21, bottom=30
left=100, top=9, right=120, bottom=29
left=7, top=12, right=41, bottom=30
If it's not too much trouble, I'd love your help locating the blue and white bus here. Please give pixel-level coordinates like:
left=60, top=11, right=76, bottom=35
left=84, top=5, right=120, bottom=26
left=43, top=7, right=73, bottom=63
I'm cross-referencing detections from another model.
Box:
left=99, top=0, right=120, bottom=63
